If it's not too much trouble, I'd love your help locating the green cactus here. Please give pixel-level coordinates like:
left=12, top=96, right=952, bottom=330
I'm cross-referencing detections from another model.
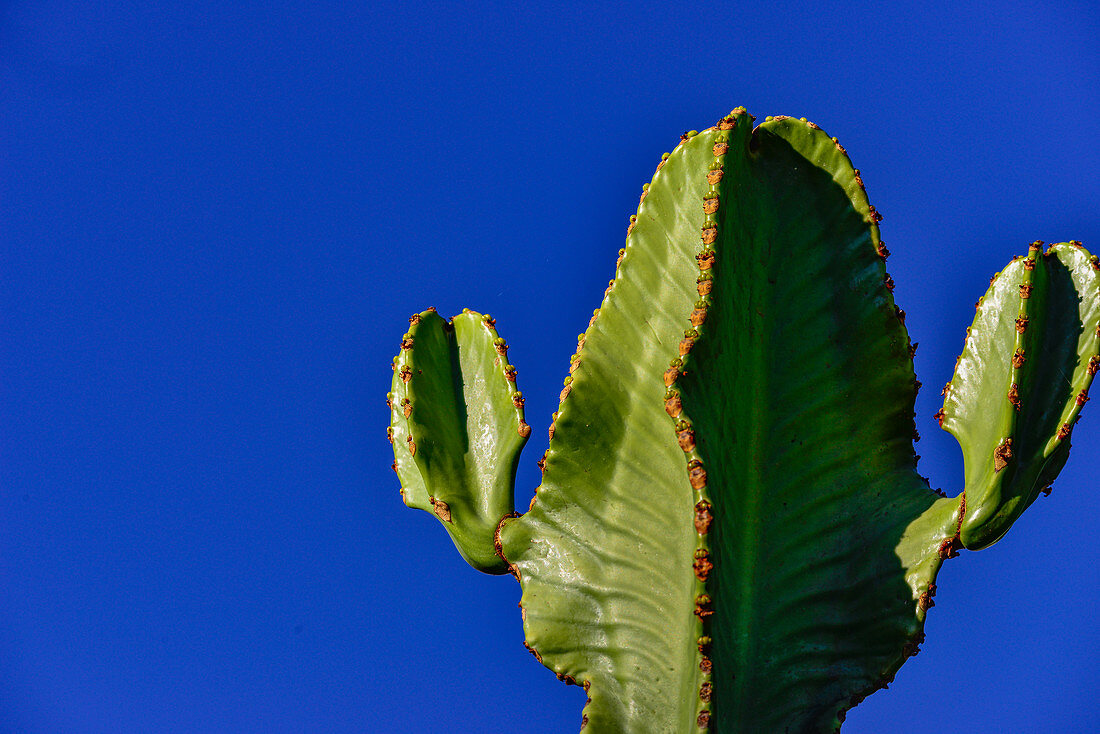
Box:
left=387, top=108, right=1099, bottom=733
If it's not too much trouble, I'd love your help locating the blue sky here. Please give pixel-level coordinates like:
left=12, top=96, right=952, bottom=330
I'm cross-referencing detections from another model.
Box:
left=2, top=2, right=1097, bottom=732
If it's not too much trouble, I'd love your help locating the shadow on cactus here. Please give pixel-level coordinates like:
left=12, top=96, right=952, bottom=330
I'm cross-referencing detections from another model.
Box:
left=387, top=108, right=1099, bottom=733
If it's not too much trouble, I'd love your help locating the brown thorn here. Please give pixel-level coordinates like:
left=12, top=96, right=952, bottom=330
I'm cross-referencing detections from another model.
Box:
left=428, top=496, right=451, bottom=523
left=692, top=548, right=713, bottom=581
left=1008, top=383, right=1021, bottom=411
left=677, top=427, right=697, bottom=453
left=993, top=438, right=1013, bottom=471
left=694, top=500, right=713, bottom=534
left=523, top=641, right=543, bottom=664
left=688, top=460, right=707, bottom=490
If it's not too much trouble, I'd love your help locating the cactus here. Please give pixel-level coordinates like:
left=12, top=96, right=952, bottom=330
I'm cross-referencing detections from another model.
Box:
left=387, top=108, right=1099, bottom=733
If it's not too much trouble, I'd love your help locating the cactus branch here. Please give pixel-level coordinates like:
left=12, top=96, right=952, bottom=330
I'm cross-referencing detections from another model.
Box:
left=390, top=308, right=528, bottom=574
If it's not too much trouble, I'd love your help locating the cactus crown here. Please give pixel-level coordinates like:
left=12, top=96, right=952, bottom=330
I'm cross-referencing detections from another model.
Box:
left=388, top=109, right=1099, bottom=733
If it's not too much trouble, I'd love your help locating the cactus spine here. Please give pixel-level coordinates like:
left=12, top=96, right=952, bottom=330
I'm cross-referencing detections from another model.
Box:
left=388, top=109, right=1099, bottom=732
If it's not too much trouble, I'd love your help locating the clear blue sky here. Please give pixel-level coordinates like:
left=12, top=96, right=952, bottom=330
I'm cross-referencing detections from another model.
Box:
left=2, top=2, right=1097, bottom=732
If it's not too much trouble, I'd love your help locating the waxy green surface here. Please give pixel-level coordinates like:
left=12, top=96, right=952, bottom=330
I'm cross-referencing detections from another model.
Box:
left=390, top=309, right=528, bottom=574
left=941, top=243, right=1100, bottom=550
left=390, top=109, right=1099, bottom=733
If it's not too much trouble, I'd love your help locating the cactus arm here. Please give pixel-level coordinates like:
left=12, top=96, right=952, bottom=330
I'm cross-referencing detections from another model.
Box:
left=940, top=241, right=1100, bottom=550
left=389, top=308, right=529, bottom=574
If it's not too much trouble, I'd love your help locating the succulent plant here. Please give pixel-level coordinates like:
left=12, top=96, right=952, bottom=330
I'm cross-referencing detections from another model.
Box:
left=387, top=108, right=1099, bottom=733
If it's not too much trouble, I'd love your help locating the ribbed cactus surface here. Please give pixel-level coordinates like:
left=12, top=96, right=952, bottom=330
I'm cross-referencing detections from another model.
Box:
left=388, top=109, right=1098, bottom=733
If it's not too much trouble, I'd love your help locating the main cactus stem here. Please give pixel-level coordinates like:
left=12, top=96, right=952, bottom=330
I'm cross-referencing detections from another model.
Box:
left=388, top=109, right=1099, bottom=733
